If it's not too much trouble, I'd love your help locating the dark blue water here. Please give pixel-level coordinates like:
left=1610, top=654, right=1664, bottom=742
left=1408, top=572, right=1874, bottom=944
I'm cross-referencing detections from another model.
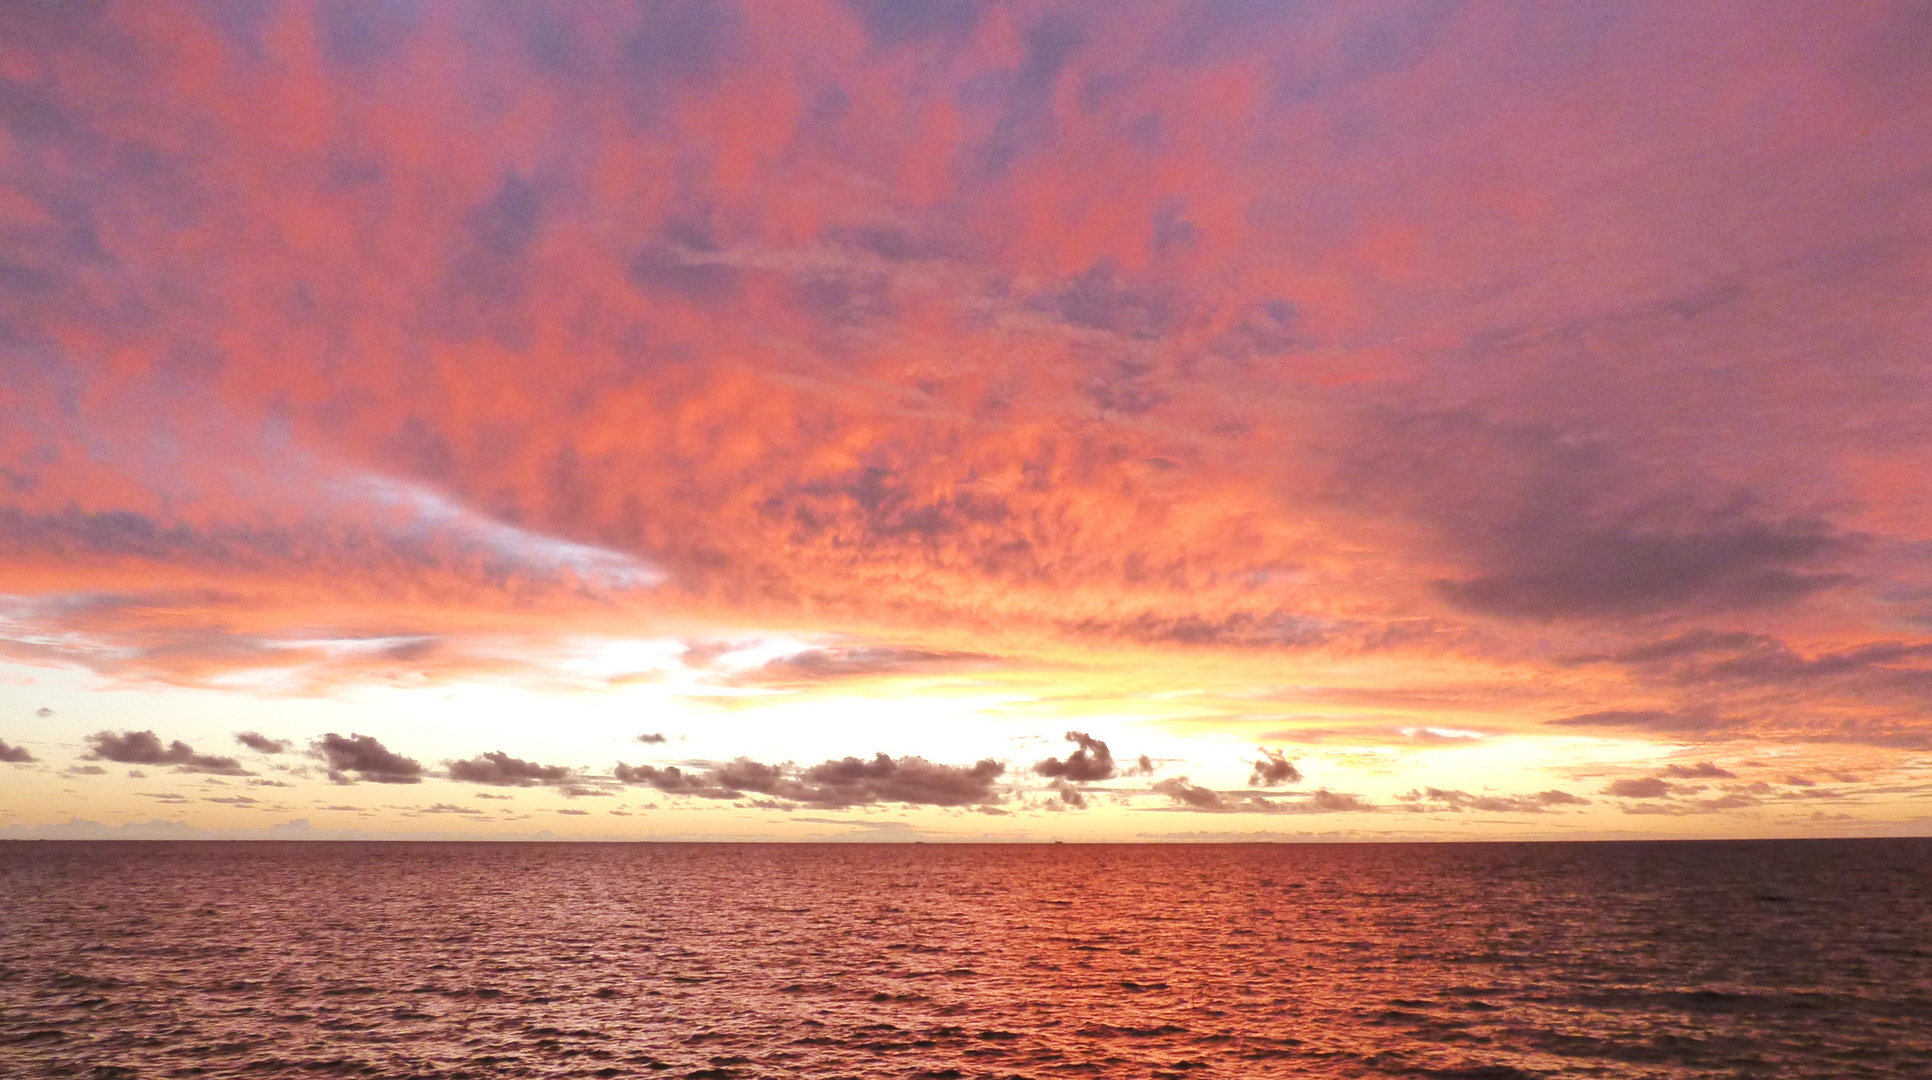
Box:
left=1, top=839, right=1928, bottom=1078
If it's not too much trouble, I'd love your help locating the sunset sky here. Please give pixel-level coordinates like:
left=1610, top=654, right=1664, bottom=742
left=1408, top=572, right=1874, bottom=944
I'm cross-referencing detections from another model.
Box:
left=3, top=0, right=1930, bottom=841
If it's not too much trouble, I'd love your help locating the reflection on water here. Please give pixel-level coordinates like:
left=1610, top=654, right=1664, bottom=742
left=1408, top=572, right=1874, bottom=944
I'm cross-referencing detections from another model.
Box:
left=1, top=839, right=1928, bottom=1078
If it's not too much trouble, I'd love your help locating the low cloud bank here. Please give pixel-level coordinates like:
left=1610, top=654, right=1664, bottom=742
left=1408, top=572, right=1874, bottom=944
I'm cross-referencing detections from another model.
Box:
left=615, top=752, right=1005, bottom=808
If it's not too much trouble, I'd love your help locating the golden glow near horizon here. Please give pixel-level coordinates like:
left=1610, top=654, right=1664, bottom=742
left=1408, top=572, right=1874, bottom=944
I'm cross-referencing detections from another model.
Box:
left=3, top=2, right=1930, bottom=840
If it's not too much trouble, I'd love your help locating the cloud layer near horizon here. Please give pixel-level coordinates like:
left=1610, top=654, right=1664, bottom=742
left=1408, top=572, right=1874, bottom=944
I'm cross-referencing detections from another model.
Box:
left=4, top=2, right=1932, bottom=836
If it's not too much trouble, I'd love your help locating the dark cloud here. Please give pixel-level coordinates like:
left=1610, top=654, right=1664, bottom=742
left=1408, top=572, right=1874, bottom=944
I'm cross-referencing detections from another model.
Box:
left=1586, top=631, right=1932, bottom=691
left=1438, top=516, right=1846, bottom=620
left=794, top=753, right=1005, bottom=807
left=1556, top=632, right=1932, bottom=748
left=714, top=756, right=790, bottom=794
left=311, top=732, right=423, bottom=784
left=1248, top=747, right=1301, bottom=787
left=1342, top=412, right=1849, bottom=621
left=234, top=730, right=292, bottom=754
left=1583, top=629, right=1773, bottom=666
left=618, top=1, right=743, bottom=113
left=444, top=170, right=544, bottom=342
left=1692, top=638, right=1932, bottom=693
left=613, top=762, right=720, bottom=795
left=1151, top=778, right=1370, bottom=814
left=1603, top=777, right=1674, bottom=799
left=1210, top=297, right=1306, bottom=361
left=447, top=750, right=574, bottom=787
left=35, top=706, right=53, bottom=717
left=627, top=215, right=741, bottom=302
left=636, top=732, right=668, bottom=744
left=767, top=465, right=1017, bottom=549
left=0, top=738, right=34, bottom=763
left=1544, top=709, right=1737, bottom=735
left=847, top=0, right=980, bottom=48
left=1034, top=731, right=1116, bottom=782
left=1152, top=777, right=1228, bottom=811
left=1043, top=261, right=1180, bottom=341
left=1048, top=779, right=1087, bottom=809
left=615, top=753, right=1005, bottom=807
left=1058, top=609, right=1329, bottom=649
left=83, top=729, right=250, bottom=775
left=65, top=763, right=104, bottom=775
left=1661, top=761, right=1735, bottom=779
left=313, top=0, right=423, bottom=68
left=1396, top=787, right=1590, bottom=813
left=1300, top=789, right=1375, bottom=813
left=971, top=12, right=1082, bottom=176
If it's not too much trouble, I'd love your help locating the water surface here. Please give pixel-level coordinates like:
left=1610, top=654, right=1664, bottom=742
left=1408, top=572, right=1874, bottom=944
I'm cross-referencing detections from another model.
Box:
left=1, top=839, right=1928, bottom=1078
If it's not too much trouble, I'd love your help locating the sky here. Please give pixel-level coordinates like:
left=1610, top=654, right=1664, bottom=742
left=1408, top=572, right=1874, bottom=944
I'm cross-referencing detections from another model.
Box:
left=3, top=0, right=1930, bottom=842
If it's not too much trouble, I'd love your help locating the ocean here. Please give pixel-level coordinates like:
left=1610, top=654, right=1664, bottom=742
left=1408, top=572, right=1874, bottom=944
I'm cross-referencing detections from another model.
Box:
left=1, top=839, right=1927, bottom=1078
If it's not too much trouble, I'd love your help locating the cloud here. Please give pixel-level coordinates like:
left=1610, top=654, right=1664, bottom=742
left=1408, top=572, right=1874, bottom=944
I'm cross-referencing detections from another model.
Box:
left=1033, top=731, right=1116, bottom=782
left=1339, top=412, right=1851, bottom=621
left=612, top=762, right=720, bottom=795
left=1396, top=787, right=1590, bottom=814
left=446, top=750, right=574, bottom=787
left=615, top=752, right=1006, bottom=807
left=1661, top=761, right=1735, bottom=779
left=1048, top=779, right=1087, bottom=809
left=311, top=733, right=424, bottom=785
left=1603, top=777, right=1674, bottom=799
left=1248, top=748, right=1301, bottom=787
left=1586, top=631, right=1932, bottom=690
left=36, top=707, right=53, bottom=717
left=635, top=732, right=668, bottom=744
left=3, top=0, right=1932, bottom=818
left=235, top=731, right=293, bottom=754
left=1555, top=632, right=1932, bottom=748
left=1057, top=610, right=1331, bottom=649
left=1437, top=516, right=1847, bottom=620
left=1621, top=792, right=1766, bottom=816
left=0, top=738, right=34, bottom=763
left=83, top=730, right=250, bottom=775
left=792, top=754, right=1006, bottom=808
left=66, top=763, right=103, bottom=775
left=1152, top=777, right=1228, bottom=811
left=737, top=646, right=998, bottom=685
left=1545, top=710, right=1736, bottom=735
left=1151, top=778, right=1370, bottom=814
